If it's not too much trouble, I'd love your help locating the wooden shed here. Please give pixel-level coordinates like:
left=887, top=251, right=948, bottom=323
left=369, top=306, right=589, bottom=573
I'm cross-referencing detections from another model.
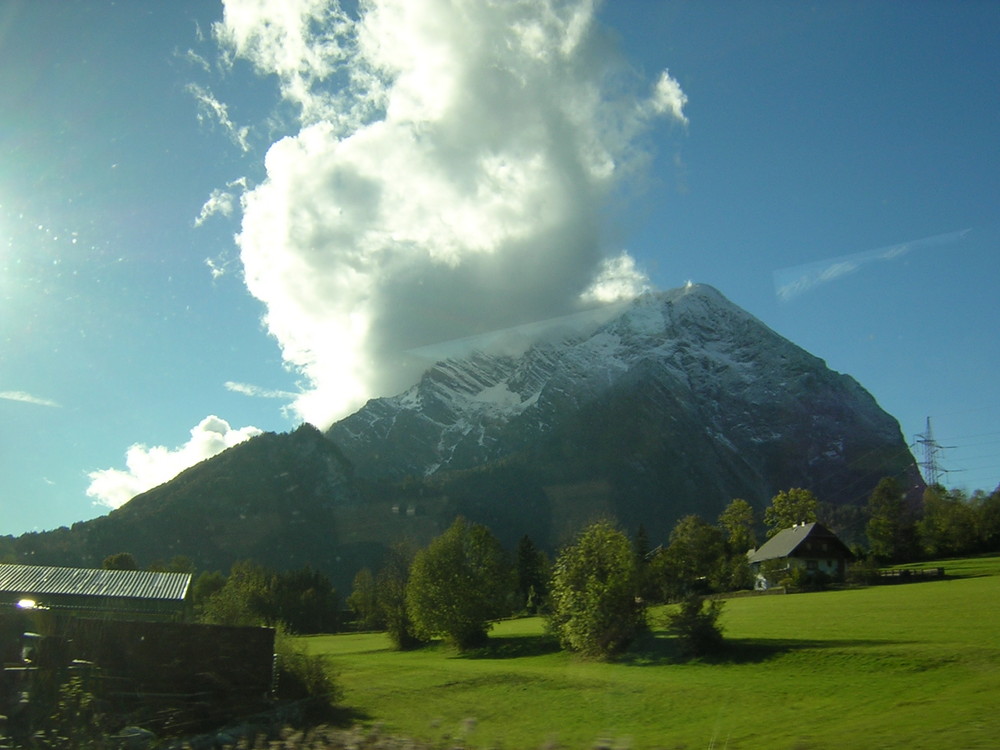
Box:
left=0, top=563, right=191, bottom=621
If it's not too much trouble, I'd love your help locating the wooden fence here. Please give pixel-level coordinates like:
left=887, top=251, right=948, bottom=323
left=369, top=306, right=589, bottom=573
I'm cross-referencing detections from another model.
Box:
left=876, top=567, right=946, bottom=583
left=2, top=610, right=275, bottom=735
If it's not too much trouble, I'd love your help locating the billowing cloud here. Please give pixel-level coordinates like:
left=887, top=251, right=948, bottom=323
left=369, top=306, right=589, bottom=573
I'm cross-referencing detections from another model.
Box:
left=0, top=391, right=60, bottom=408
left=581, top=252, right=651, bottom=304
left=214, top=0, right=687, bottom=427
left=86, top=416, right=262, bottom=509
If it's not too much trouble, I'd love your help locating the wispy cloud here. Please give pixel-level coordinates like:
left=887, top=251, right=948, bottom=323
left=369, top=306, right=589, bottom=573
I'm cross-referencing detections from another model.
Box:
left=0, top=391, right=60, bottom=408
left=213, top=0, right=687, bottom=428
left=774, top=228, right=972, bottom=302
left=224, top=381, right=298, bottom=399
left=187, top=82, right=251, bottom=152
left=86, top=416, right=262, bottom=509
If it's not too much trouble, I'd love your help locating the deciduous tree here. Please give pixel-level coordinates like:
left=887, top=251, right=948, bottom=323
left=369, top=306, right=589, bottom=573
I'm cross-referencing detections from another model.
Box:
left=718, top=498, right=757, bottom=554
left=347, top=567, right=383, bottom=630
left=918, top=486, right=977, bottom=558
left=102, top=552, right=137, bottom=571
left=200, top=560, right=271, bottom=627
left=548, top=521, right=645, bottom=659
left=974, top=487, right=1000, bottom=552
left=377, top=542, right=424, bottom=649
left=654, top=514, right=727, bottom=599
left=718, top=499, right=758, bottom=590
left=406, top=517, right=513, bottom=650
left=764, top=487, right=819, bottom=537
left=514, top=535, right=549, bottom=614
left=866, top=476, right=910, bottom=562
left=200, top=561, right=339, bottom=633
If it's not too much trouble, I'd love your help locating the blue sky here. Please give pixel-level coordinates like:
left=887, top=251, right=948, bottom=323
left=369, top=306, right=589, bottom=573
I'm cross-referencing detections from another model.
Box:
left=2, top=0, right=998, bottom=536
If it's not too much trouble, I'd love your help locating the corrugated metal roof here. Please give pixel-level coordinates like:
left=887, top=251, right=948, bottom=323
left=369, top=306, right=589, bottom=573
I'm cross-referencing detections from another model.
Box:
left=747, top=522, right=849, bottom=564
left=0, top=563, right=191, bottom=602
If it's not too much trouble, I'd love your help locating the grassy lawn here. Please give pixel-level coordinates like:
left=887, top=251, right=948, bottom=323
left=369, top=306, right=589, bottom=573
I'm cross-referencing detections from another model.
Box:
left=303, top=556, right=1000, bottom=749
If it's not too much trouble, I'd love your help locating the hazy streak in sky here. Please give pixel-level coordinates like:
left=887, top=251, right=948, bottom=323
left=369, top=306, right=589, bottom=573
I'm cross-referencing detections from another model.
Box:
left=0, top=390, right=60, bottom=408
left=773, top=228, right=972, bottom=302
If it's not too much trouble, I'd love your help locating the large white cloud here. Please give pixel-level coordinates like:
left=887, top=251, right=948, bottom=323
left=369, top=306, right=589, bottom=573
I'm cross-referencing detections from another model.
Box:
left=216, top=0, right=687, bottom=427
left=86, top=416, right=262, bottom=509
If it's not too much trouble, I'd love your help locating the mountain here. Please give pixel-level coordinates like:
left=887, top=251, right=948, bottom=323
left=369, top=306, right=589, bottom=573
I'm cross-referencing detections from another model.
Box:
left=328, top=284, right=922, bottom=545
left=2, top=426, right=371, bottom=584
left=3, top=285, right=921, bottom=584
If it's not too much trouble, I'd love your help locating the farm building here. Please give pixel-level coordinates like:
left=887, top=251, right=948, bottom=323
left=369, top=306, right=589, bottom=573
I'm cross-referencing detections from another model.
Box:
left=0, top=562, right=191, bottom=621
left=747, top=522, right=854, bottom=590
left=1, top=563, right=277, bottom=738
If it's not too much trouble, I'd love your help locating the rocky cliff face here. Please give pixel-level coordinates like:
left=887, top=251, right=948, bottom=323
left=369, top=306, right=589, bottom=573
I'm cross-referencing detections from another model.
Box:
left=328, top=284, right=920, bottom=536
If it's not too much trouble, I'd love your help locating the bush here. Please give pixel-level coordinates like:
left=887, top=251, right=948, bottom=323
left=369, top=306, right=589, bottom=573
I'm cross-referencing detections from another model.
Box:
left=846, top=556, right=882, bottom=585
left=273, top=629, right=341, bottom=718
left=664, top=594, right=725, bottom=659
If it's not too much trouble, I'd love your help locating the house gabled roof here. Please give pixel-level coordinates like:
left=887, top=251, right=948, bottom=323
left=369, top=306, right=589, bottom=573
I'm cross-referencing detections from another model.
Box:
left=747, top=522, right=853, bottom=564
left=0, top=563, right=191, bottom=603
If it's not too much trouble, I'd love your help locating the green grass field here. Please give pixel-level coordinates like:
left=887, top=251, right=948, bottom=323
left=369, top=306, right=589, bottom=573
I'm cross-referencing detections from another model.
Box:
left=303, top=556, right=1000, bottom=749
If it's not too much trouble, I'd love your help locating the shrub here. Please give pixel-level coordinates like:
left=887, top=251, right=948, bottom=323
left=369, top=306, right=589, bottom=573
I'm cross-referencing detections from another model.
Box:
left=273, top=629, right=342, bottom=719
left=664, top=594, right=725, bottom=659
left=784, top=566, right=830, bottom=592
left=847, top=556, right=882, bottom=585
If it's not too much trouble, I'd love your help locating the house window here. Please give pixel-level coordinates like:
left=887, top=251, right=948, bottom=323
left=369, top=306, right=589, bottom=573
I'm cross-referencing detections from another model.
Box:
left=806, top=559, right=818, bottom=570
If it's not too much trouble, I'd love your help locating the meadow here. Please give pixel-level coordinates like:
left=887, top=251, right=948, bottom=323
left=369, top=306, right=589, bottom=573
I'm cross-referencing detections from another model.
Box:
left=303, top=557, right=1000, bottom=749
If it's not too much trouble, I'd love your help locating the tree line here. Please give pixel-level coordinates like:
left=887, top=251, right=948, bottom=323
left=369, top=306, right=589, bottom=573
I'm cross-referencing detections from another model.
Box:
left=343, top=479, right=1000, bottom=659
left=97, top=476, right=999, bottom=660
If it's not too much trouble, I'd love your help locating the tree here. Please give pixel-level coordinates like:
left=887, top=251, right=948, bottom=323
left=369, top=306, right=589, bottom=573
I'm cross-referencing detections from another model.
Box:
left=548, top=521, right=645, bottom=659
left=102, top=552, right=138, bottom=571
left=191, top=570, right=226, bottom=608
left=718, top=498, right=757, bottom=554
left=866, top=476, right=909, bottom=562
left=918, top=486, right=977, bottom=558
left=149, top=555, right=196, bottom=573
left=974, top=487, right=1000, bottom=552
left=764, top=488, right=819, bottom=537
left=200, top=562, right=339, bottom=633
left=515, top=535, right=549, bottom=614
left=270, top=566, right=340, bottom=634
left=200, top=560, right=271, bottom=627
left=718, top=499, right=757, bottom=591
left=376, top=542, right=424, bottom=649
left=406, top=517, right=513, bottom=650
left=347, top=567, right=383, bottom=630
left=655, top=514, right=727, bottom=599
left=632, top=524, right=661, bottom=602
